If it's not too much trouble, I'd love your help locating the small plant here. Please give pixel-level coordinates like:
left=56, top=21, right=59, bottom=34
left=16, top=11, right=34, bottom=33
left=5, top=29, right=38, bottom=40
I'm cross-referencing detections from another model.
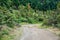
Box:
left=2, top=30, right=9, bottom=35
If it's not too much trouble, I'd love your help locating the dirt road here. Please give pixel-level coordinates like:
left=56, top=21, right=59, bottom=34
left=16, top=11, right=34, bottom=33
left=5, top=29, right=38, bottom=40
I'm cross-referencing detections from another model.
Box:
left=18, top=24, right=59, bottom=40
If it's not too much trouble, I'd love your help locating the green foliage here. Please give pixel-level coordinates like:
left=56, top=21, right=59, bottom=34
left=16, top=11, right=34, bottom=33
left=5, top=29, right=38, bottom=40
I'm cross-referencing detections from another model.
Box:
left=19, top=0, right=59, bottom=11
left=0, top=0, right=60, bottom=40
left=2, top=29, right=9, bottom=35
left=0, top=0, right=59, bottom=10
left=43, top=2, right=60, bottom=27
left=0, top=0, right=60, bottom=27
left=0, top=7, right=20, bottom=27
left=0, top=27, right=15, bottom=40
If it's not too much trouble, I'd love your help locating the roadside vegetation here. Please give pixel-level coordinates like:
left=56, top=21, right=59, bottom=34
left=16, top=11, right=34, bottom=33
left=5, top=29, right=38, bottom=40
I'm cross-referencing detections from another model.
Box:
left=0, top=0, right=60, bottom=40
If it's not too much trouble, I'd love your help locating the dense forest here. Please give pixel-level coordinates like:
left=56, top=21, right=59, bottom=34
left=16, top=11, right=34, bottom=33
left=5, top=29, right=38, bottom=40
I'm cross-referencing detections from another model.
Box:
left=0, top=0, right=60, bottom=40
left=0, top=0, right=60, bottom=27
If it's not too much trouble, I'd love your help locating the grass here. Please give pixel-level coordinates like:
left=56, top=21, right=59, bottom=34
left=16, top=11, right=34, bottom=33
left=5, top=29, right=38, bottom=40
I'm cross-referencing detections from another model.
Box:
left=21, top=22, right=60, bottom=36
left=0, top=27, right=14, bottom=40
left=0, top=23, right=60, bottom=40
left=36, top=23, right=60, bottom=38
left=0, top=25, right=22, bottom=40
left=1, top=35, right=14, bottom=40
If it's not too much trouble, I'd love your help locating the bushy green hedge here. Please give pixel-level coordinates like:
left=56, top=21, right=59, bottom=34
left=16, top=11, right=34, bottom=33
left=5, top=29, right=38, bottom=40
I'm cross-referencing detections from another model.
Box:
left=0, top=7, right=20, bottom=27
left=0, top=5, right=43, bottom=27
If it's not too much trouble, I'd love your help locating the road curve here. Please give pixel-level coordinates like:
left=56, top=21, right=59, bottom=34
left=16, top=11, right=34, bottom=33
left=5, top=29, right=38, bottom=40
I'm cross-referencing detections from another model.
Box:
left=19, top=24, right=59, bottom=40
